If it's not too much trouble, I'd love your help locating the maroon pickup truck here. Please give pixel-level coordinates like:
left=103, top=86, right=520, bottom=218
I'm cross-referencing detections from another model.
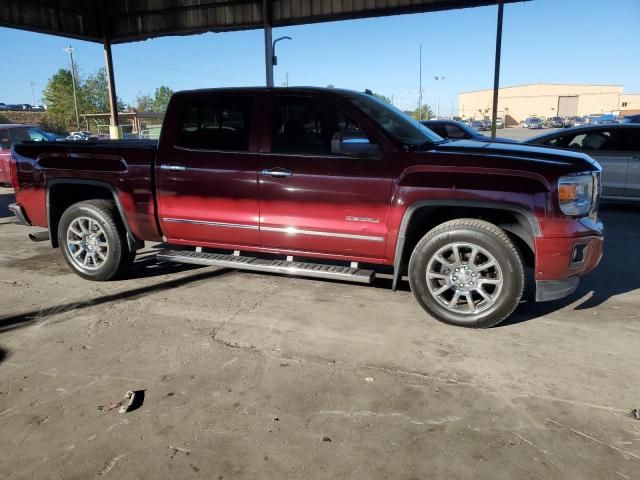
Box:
left=8, top=87, right=603, bottom=328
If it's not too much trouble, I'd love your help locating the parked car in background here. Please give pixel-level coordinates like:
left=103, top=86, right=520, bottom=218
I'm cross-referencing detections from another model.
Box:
left=571, top=117, right=588, bottom=127
left=545, top=117, right=564, bottom=128
left=592, top=114, right=619, bottom=125
left=9, top=87, right=604, bottom=328
left=495, top=117, right=504, bottom=129
left=524, top=117, right=544, bottom=129
left=0, top=103, right=8, bottom=111
left=525, top=124, right=640, bottom=200
left=470, top=120, right=488, bottom=131
left=0, top=124, right=52, bottom=184
left=421, top=120, right=515, bottom=143
left=31, top=105, right=46, bottom=112
left=563, top=116, right=578, bottom=127
left=66, top=131, right=94, bottom=141
left=623, top=114, right=640, bottom=124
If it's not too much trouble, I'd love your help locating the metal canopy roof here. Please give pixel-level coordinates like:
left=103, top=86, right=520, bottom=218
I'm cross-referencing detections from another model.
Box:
left=0, top=0, right=523, bottom=44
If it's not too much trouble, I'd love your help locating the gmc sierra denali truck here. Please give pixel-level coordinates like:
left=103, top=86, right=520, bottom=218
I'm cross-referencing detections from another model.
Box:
left=8, top=87, right=603, bottom=328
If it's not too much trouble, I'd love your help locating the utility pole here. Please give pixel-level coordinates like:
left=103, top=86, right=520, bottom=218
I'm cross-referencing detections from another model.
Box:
left=285, top=72, right=289, bottom=87
left=490, top=0, right=504, bottom=140
left=434, top=76, right=445, bottom=119
left=63, top=45, right=80, bottom=130
left=418, top=44, right=423, bottom=121
left=28, top=81, right=36, bottom=105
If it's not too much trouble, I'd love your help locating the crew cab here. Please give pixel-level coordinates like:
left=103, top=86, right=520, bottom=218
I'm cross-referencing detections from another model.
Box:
left=8, top=87, right=604, bottom=328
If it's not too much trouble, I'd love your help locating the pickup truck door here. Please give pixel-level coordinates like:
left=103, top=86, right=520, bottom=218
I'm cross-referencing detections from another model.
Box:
left=258, top=95, right=392, bottom=260
left=156, top=95, right=261, bottom=247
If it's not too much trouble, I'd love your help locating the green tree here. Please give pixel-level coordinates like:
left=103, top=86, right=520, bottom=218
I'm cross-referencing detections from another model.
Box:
left=134, top=93, right=154, bottom=112
left=405, top=104, right=434, bottom=121
left=372, top=92, right=392, bottom=105
left=42, top=69, right=78, bottom=128
left=82, top=68, right=126, bottom=114
left=152, top=86, right=174, bottom=112
left=326, top=84, right=335, bottom=89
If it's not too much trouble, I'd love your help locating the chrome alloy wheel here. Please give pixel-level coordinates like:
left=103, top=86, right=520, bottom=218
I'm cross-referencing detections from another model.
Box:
left=66, top=216, right=109, bottom=271
left=425, top=242, right=503, bottom=315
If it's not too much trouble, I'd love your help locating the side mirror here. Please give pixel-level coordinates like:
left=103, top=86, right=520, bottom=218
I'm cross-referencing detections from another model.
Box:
left=331, top=130, right=381, bottom=157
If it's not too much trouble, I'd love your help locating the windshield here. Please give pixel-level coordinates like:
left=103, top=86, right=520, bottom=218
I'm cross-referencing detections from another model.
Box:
left=338, top=91, right=443, bottom=146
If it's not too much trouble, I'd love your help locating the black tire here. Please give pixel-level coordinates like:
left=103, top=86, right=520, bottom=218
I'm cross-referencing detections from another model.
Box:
left=408, top=219, right=524, bottom=328
left=57, top=200, right=134, bottom=281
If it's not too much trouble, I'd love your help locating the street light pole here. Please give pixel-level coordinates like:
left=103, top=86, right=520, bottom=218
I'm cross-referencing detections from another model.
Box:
left=418, top=44, right=423, bottom=121
left=272, top=36, right=292, bottom=86
left=434, top=76, right=445, bottom=119
left=63, top=45, right=80, bottom=130
left=28, top=81, right=36, bottom=105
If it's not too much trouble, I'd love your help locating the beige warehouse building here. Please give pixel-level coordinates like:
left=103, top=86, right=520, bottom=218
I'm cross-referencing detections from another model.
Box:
left=459, top=83, right=640, bottom=125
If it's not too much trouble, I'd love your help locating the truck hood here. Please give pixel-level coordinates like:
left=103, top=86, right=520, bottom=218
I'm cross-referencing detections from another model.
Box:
left=431, top=139, right=597, bottom=169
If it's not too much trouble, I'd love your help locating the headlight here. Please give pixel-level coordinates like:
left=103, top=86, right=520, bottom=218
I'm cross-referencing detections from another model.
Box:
left=558, top=173, right=594, bottom=216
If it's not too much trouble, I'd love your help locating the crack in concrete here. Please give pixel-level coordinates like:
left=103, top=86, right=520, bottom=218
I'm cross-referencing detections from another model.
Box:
left=546, top=418, right=640, bottom=462
left=319, top=409, right=461, bottom=426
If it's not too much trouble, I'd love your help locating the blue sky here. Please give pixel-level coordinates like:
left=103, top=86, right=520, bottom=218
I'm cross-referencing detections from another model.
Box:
left=1, top=0, right=638, bottom=114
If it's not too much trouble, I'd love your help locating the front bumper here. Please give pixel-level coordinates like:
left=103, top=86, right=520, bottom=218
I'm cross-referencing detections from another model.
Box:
left=535, top=277, right=580, bottom=302
left=8, top=203, right=31, bottom=226
left=534, top=233, right=603, bottom=302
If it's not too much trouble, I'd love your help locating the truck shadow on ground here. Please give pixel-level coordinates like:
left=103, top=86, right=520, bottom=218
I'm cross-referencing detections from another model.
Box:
left=0, top=346, right=8, bottom=364
left=503, top=203, right=640, bottom=326
left=0, top=268, right=230, bottom=335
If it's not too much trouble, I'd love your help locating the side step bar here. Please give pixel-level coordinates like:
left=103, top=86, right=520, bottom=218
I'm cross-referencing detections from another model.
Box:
left=157, top=249, right=375, bottom=284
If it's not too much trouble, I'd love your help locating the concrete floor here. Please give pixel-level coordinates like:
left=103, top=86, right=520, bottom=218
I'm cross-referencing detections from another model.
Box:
left=1, top=186, right=639, bottom=480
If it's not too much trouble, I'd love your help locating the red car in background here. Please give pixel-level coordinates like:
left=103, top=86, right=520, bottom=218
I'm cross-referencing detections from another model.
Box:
left=0, top=125, right=52, bottom=185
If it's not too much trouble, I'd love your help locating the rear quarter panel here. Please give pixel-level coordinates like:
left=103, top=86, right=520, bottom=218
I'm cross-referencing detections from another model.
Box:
left=12, top=141, right=161, bottom=241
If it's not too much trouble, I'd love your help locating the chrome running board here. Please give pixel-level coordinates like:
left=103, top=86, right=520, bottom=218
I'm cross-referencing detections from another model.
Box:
left=157, top=249, right=375, bottom=284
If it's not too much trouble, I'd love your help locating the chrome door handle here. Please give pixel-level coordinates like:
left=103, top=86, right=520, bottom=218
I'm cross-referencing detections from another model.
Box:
left=160, top=164, right=187, bottom=172
left=262, top=168, right=293, bottom=178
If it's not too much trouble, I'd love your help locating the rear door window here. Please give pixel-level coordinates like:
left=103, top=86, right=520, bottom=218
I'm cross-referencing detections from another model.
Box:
left=444, top=124, right=467, bottom=139
left=26, top=128, right=49, bottom=142
left=176, top=97, right=253, bottom=151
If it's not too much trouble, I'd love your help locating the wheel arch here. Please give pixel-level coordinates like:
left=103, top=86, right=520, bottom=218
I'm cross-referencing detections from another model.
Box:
left=46, top=179, right=140, bottom=251
left=392, top=200, right=540, bottom=290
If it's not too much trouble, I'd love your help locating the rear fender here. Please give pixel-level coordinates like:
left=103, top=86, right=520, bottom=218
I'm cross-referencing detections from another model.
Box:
left=46, top=179, right=141, bottom=251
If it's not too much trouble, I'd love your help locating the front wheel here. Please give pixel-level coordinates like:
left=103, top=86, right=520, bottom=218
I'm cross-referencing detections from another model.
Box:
left=57, top=200, right=135, bottom=281
left=408, top=219, right=524, bottom=328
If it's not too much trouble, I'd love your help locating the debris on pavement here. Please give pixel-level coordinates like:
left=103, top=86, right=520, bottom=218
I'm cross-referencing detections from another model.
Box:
left=168, top=446, right=190, bottom=457
left=628, top=409, right=640, bottom=420
left=97, top=390, right=145, bottom=413
left=322, top=436, right=331, bottom=442
left=118, top=391, right=136, bottom=413
left=365, top=377, right=375, bottom=383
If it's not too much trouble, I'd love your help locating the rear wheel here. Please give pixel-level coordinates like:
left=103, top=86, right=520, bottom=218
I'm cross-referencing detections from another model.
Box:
left=408, top=219, right=524, bottom=328
left=57, top=200, right=135, bottom=281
